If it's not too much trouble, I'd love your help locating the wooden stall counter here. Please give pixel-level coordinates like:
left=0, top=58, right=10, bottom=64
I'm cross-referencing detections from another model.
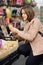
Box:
left=0, top=40, right=19, bottom=59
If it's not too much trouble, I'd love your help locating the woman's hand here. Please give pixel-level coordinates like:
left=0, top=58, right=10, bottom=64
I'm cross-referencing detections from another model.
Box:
left=8, top=24, right=18, bottom=34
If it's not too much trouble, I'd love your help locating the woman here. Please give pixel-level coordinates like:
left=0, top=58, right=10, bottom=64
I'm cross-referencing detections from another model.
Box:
left=6, top=5, right=43, bottom=65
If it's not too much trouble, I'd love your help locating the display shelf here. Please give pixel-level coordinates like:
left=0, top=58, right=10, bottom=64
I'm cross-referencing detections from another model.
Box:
left=0, top=3, right=36, bottom=7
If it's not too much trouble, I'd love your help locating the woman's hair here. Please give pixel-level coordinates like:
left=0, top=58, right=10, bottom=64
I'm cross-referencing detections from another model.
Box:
left=20, top=5, right=35, bottom=22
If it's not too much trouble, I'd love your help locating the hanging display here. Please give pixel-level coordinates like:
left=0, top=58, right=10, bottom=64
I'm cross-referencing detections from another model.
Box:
left=24, top=0, right=32, bottom=4
left=0, top=0, right=5, bottom=5
left=7, top=0, right=16, bottom=6
left=16, top=0, right=23, bottom=5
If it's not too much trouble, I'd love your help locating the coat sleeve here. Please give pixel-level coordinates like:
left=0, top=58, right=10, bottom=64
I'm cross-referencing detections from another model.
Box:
left=24, top=22, right=30, bottom=32
left=18, top=19, right=40, bottom=41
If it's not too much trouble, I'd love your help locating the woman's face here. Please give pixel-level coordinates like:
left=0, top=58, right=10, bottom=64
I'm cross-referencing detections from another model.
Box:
left=21, top=9, right=27, bottom=21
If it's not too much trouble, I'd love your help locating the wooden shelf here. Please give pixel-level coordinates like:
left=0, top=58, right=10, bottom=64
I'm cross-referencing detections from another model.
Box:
left=0, top=14, right=5, bottom=16
left=0, top=3, right=36, bottom=7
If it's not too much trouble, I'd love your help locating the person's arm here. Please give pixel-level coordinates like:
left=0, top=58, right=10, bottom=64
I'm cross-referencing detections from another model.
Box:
left=24, top=22, right=30, bottom=32
left=8, top=24, right=18, bottom=34
left=8, top=24, right=25, bottom=40
left=8, top=19, right=40, bottom=41
left=17, top=19, right=40, bottom=41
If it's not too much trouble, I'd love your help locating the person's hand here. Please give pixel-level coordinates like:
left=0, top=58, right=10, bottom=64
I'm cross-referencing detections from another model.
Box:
left=13, top=27, right=18, bottom=34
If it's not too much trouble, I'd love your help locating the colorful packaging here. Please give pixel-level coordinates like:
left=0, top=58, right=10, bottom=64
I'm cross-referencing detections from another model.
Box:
left=16, top=0, right=23, bottom=5
left=24, top=0, right=32, bottom=4
left=0, top=9, right=4, bottom=15
left=9, top=0, right=16, bottom=5
left=0, top=39, right=7, bottom=48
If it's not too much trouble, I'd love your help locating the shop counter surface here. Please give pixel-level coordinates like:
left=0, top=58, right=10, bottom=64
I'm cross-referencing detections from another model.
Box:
left=0, top=40, right=19, bottom=65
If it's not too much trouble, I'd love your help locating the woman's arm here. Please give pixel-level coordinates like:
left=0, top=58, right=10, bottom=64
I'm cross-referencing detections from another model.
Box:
left=8, top=19, right=40, bottom=41
left=24, top=22, right=30, bottom=32
left=17, top=19, right=40, bottom=41
left=8, top=24, right=18, bottom=34
left=8, top=24, right=25, bottom=40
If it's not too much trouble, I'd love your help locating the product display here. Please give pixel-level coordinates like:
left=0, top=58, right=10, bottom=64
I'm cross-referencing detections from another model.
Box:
left=16, top=0, right=23, bottom=5
left=0, top=0, right=4, bottom=5
left=0, top=9, right=4, bottom=16
left=6, top=7, right=11, bottom=18
left=7, top=0, right=16, bottom=6
left=11, top=9, right=17, bottom=17
left=24, top=0, right=32, bottom=4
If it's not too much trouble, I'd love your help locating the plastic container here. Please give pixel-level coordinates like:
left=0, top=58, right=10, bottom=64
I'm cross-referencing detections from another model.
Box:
left=0, top=39, right=6, bottom=48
